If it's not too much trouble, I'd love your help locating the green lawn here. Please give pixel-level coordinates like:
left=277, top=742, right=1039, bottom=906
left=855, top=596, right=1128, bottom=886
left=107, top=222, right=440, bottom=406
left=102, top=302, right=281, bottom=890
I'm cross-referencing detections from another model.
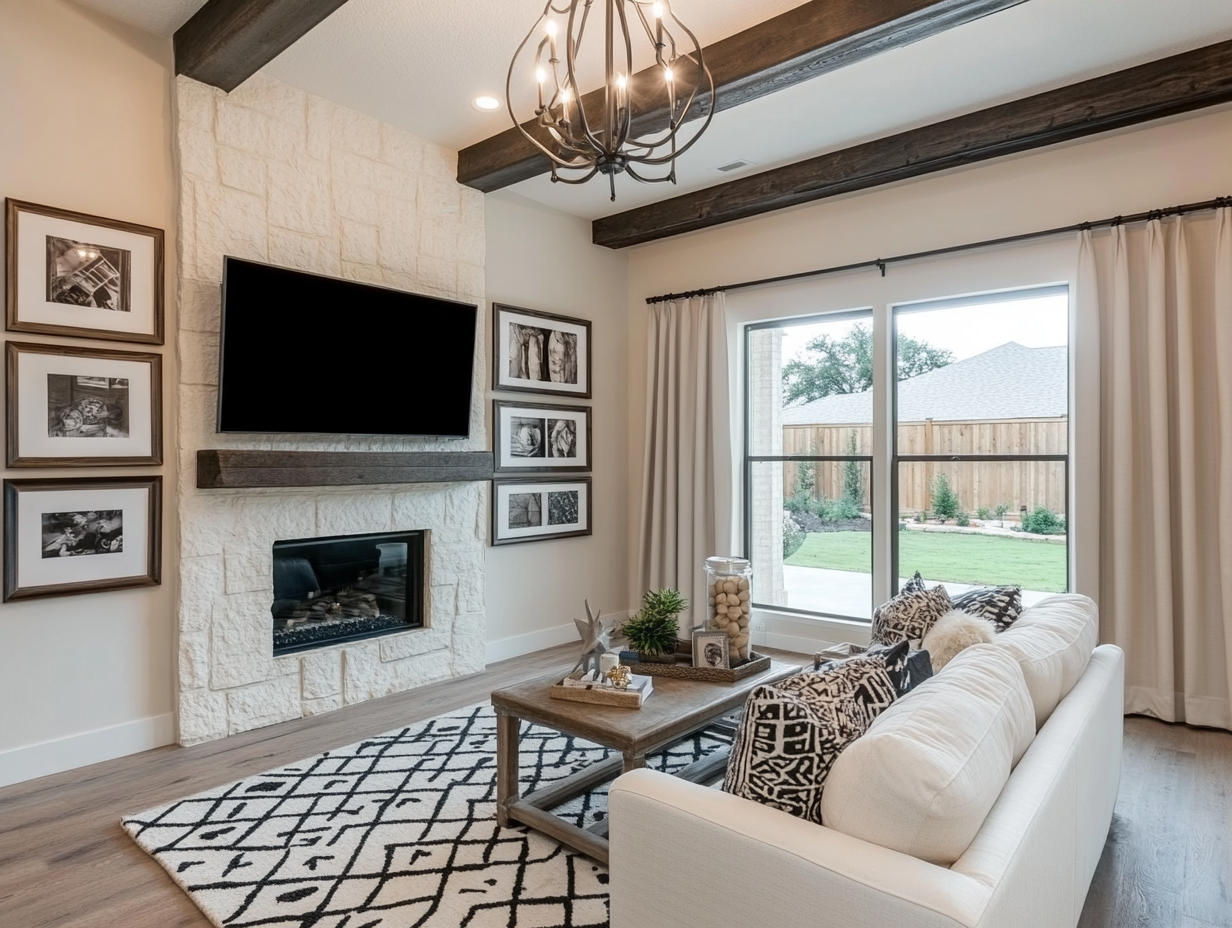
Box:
left=785, top=530, right=1067, bottom=591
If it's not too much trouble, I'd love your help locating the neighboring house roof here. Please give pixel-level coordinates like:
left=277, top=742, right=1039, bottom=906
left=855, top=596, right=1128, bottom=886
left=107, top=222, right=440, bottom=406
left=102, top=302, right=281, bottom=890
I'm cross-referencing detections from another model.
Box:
left=782, top=342, right=1067, bottom=425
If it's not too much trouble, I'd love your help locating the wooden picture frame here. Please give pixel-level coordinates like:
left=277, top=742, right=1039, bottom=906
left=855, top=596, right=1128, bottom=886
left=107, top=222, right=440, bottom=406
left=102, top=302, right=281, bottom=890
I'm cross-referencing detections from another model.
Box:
left=491, top=476, right=592, bottom=546
left=3, top=476, right=162, bottom=602
left=6, top=341, right=162, bottom=467
left=5, top=198, right=165, bottom=345
left=492, top=303, right=591, bottom=398
left=493, top=400, right=592, bottom=473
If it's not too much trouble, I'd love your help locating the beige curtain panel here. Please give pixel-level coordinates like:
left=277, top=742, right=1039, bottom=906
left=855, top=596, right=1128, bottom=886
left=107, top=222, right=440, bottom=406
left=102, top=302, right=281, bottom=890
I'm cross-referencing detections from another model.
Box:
left=637, top=293, right=733, bottom=631
left=1080, top=208, right=1232, bottom=730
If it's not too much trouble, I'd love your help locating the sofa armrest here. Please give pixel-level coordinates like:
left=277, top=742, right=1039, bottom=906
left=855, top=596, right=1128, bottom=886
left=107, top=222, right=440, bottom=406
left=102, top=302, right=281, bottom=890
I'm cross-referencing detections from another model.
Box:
left=609, top=770, right=990, bottom=928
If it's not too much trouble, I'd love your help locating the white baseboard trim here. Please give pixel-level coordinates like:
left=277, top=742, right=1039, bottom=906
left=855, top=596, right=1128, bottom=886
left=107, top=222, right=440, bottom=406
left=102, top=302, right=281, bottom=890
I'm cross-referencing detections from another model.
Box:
left=0, top=713, right=175, bottom=789
left=487, top=612, right=629, bottom=666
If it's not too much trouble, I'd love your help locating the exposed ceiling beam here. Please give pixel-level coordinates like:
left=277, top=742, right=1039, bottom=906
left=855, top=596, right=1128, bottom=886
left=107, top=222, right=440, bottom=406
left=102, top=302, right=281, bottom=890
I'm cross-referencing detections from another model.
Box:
left=174, top=0, right=352, bottom=93
left=457, top=0, right=1030, bottom=193
left=592, top=39, right=1232, bottom=249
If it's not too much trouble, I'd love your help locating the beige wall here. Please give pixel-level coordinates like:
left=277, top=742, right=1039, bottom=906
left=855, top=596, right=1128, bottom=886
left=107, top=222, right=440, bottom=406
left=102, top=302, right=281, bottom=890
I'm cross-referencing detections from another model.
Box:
left=626, top=104, right=1232, bottom=621
left=485, top=191, right=630, bottom=660
left=0, top=0, right=177, bottom=785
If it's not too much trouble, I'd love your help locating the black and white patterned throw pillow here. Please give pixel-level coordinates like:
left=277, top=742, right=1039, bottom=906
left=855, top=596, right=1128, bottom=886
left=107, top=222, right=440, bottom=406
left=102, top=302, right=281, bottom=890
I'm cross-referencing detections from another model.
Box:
left=866, top=641, right=934, bottom=695
left=724, top=643, right=905, bottom=824
left=901, top=571, right=926, bottom=594
left=951, top=585, right=1023, bottom=632
left=871, top=584, right=952, bottom=647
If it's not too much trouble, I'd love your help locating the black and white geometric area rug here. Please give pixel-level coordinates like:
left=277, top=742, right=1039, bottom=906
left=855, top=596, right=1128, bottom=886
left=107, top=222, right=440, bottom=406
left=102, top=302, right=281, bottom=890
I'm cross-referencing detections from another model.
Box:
left=122, top=703, right=730, bottom=928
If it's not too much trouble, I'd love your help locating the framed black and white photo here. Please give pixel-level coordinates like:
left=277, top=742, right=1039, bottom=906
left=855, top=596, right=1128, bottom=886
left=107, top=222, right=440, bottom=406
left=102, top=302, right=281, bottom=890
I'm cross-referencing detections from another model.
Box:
left=3, top=476, right=162, bottom=601
left=5, top=199, right=165, bottom=345
left=493, top=303, right=591, bottom=398
left=6, top=341, right=162, bottom=467
left=493, top=400, right=591, bottom=473
left=692, top=630, right=730, bottom=670
left=492, top=477, right=591, bottom=546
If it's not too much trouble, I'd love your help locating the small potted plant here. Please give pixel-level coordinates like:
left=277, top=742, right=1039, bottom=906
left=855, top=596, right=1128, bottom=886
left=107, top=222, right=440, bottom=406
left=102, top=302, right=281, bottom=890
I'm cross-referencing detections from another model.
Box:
left=622, top=588, right=687, bottom=664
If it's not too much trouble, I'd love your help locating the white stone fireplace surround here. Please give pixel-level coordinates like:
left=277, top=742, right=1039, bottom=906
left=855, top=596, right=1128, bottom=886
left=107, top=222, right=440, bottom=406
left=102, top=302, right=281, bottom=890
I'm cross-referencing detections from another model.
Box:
left=174, top=74, right=487, bottom=745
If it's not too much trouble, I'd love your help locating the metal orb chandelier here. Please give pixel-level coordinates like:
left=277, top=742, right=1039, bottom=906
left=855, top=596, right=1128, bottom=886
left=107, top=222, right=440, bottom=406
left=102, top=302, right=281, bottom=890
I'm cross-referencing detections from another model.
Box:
left=507, top=0, right=715, bottom=201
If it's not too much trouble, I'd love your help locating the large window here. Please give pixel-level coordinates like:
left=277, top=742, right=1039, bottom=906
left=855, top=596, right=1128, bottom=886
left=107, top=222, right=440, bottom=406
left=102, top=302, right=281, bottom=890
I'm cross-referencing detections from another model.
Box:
left=743, top=285, right=1070, bottom=622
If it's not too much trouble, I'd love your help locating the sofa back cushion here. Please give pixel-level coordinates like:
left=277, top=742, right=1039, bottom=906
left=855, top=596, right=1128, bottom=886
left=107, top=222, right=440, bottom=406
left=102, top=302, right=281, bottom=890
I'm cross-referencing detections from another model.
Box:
left=992, top=593, right=1099, bottom=729
left=820, top=644, right=1035, bottom=866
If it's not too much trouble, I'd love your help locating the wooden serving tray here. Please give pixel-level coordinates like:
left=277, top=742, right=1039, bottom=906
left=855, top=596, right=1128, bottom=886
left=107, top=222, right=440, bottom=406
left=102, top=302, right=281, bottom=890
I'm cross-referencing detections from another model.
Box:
left=623, top=650, right=772, bottom=683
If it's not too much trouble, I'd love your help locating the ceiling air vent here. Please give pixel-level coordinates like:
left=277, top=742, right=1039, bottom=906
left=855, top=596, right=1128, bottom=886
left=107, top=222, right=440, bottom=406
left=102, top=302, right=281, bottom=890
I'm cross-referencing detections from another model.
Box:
left=716, top=158, right=756, bottom=173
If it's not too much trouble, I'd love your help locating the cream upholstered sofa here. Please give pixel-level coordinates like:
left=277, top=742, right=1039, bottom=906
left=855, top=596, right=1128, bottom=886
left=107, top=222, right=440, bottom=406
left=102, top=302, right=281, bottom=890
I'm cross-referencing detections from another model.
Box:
left=609, top=594, right=1123, bottom=928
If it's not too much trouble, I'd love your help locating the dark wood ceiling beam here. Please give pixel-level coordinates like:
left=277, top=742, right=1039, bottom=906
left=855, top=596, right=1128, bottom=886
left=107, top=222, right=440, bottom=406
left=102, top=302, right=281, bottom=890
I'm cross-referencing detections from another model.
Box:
left=174, top=0, right=352, bottom=93
left=457, top=0, right=1030, bottom=193
left=592, top=39, right=1232, bottom=249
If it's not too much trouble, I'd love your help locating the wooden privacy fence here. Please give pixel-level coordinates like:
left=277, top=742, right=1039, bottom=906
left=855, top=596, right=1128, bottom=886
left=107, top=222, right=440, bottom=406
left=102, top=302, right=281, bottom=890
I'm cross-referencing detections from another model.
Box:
left=782, top=418, right=1068, bottom=515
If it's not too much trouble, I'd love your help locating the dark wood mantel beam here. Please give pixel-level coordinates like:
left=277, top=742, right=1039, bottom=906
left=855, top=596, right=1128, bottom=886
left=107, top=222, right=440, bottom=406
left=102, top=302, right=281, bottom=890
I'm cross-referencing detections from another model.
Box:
left=593, top=38, right=1232, bottom=249
left=174, top=0, right=352, bottom=92
left=457, top=0, right=1030, bottom=193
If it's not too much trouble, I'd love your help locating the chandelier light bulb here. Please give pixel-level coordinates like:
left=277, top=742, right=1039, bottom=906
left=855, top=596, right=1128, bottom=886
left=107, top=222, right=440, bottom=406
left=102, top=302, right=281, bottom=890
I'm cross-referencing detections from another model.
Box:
left=560, top=87, right=572, bottom=102
left=536, top=68, right=547, bottom=84
left=652, top=2, right=663, bottom=19
left=663, top=66, right=673, bottom=82
left=616, top=73, right=627, bottom=89
left=545, top=19, right=558, bottom=37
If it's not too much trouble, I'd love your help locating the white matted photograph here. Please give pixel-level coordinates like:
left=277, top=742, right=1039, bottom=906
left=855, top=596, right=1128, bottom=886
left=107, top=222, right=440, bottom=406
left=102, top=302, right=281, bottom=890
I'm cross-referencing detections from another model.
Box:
left=692, top=630, right=731, bottom=669
left=4, top=476, right=162, bottom=601
left=492, top=477, right=591, bottom=546
left=6, top=198, right=164, bottom=344
left=6, top=341, right=162, bottom=467
left=493, top=303, right=591, bottom=398
left=493, top=400, right=591, bottom=473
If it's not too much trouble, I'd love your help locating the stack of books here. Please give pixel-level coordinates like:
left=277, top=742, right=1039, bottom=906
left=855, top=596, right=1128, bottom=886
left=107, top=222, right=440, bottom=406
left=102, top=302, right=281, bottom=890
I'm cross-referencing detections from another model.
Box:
left=551, top=669, right=654, bottom=707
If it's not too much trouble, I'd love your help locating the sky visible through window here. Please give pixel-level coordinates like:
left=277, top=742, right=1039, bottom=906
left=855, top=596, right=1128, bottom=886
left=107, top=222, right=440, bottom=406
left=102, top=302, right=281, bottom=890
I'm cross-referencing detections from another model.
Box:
left=778, top=292, right=1069, bottom=371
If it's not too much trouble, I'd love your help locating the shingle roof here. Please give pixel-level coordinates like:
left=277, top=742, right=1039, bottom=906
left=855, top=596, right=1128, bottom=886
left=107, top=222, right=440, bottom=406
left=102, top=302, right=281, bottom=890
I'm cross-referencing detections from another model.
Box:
left=781, top=342, right=1067, bottom=425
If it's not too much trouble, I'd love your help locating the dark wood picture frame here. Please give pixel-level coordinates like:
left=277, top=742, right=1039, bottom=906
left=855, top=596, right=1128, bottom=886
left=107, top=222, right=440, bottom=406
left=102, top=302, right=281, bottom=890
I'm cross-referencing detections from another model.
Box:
left=5, top=198, right=165, bottom=345
left=492, top=303, right=592, bottom=399
left=6, top=341, right=163, bottom=467
left=491, top=476, right=592, bottom=546
left=493, top=400, right=592, bottom=474
left=3, top=475, right=163, bottom=602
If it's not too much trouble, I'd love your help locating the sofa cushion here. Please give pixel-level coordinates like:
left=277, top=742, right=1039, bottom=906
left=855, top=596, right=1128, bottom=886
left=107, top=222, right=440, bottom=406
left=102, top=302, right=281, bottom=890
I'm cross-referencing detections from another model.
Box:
left=723, top=642, right=907, bottom=824
left=820, top=644, right=1035, bottom=866
left=871, top=583, right=952, bottom=648
left=950, top=585, right=1023, bottom=631
left=992, top=593, right=1099, bottom=729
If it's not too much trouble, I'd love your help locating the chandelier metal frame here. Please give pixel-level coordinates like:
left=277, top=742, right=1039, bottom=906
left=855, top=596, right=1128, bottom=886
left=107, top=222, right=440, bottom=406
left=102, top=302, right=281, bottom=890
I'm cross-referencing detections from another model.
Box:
left=506, top=0, right=715, bottom=200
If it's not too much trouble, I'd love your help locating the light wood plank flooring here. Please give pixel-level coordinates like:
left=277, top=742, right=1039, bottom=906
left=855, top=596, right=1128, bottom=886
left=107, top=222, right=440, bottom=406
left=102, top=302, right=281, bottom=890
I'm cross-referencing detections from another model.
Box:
left=1, top=644, right=1228, bottom=928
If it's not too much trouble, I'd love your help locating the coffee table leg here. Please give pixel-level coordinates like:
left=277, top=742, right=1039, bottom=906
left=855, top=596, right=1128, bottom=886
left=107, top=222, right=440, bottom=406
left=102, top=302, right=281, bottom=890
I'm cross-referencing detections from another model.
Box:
left=495, top=709, right=521, bottom=828
left=622, top=750, right=646, bottom=774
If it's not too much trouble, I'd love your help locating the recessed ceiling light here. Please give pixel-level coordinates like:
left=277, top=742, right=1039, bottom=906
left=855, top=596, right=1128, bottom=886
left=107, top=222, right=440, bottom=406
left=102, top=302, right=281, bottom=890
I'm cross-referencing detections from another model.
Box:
left=472, top=96, right=501, bottom=112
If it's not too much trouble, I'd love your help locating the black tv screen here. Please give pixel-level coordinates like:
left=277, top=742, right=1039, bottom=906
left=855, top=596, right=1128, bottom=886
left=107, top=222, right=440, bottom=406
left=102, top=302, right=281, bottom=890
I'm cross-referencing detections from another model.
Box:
left=217, top=258, right=477, bottom=437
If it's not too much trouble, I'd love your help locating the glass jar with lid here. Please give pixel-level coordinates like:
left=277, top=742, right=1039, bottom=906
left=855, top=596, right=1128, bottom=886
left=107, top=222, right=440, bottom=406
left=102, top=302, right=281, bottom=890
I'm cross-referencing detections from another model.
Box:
left=704, top=556, right=753, bottom=665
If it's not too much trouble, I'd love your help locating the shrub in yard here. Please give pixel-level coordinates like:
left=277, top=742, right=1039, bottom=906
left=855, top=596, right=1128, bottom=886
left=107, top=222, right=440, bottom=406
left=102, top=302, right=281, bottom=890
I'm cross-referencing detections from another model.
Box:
left=931, top=474, right=960, bottom=523
left=994, top=502, right=1010, bottom=521
left=976, top=506, right=991, bottom=520
left=843, top=431, right=864, bottom=508
left=783, top=513, right=805, bottom=559
left=956, top=508, right=970, bottom=527
left=810, top=494, right=860, bottom=522
left=1020, top=505, right=1066, bottom=535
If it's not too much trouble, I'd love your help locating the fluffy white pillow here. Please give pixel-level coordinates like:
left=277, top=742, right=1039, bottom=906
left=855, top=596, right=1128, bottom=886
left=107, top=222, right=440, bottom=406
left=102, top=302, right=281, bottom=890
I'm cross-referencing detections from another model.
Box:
left=820, top=644, right=1035, bottom=866
left=992, top=593, right=1099, bottom=729
left=922, top=608, right=997, bottom=672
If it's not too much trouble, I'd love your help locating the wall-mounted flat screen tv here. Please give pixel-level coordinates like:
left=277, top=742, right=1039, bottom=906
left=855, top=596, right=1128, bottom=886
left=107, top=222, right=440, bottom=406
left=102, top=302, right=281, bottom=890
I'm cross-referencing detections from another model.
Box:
left=217, top=257, right=477, bottom=437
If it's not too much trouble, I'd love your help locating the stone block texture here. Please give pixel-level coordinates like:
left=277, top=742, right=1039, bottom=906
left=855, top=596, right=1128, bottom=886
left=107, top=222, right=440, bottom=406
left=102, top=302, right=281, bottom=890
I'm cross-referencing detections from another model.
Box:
left=173, top=73, right=487, bottom=745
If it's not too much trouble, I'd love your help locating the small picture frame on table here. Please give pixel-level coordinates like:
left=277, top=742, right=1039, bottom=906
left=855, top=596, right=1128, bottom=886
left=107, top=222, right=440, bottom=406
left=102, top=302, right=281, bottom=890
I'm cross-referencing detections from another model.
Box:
left=5, top=198, right=165, bottom=345
left=692, top=630, right=730, bottom=670
left=492, top=476, right=591, bottom=546
left=493, top=400, right=591, bottom=473
left=3, top=476, right=162, bottom=602
left=493, top=303, right=591, bottom=398
left=6, top=341, right=162, bottom=466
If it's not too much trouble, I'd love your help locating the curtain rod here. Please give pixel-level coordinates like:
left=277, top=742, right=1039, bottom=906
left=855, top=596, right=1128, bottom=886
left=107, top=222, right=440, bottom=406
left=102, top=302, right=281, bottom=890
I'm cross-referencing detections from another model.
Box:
left=644, top=195, right=1232, bottom=305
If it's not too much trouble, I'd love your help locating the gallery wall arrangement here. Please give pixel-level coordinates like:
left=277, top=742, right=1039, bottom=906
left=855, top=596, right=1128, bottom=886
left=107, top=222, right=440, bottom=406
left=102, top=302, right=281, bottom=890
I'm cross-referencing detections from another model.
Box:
left=490, top=303, right=594, bottom=545
left=3, top=197, right=165, bottom=602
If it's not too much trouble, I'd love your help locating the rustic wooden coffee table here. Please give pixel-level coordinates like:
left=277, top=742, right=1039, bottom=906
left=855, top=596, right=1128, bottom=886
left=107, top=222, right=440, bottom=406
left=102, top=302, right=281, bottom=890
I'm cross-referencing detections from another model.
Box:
left=490, top=659, right=801, bottom=864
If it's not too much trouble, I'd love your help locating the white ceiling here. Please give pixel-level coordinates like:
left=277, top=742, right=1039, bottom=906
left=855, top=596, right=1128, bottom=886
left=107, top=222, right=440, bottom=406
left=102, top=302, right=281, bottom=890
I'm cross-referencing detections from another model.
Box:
left=73, top=0, right=1232, bottom=221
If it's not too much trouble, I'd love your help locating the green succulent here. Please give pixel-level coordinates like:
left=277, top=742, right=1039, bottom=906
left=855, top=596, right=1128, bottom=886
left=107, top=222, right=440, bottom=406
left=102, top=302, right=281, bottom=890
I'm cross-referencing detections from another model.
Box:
left=623, top=588, right=687, bottom=656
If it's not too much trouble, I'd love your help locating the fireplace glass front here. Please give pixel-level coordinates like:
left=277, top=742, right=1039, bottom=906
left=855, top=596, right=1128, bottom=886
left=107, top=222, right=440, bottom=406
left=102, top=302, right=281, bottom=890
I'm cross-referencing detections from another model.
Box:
left=271, top=530, right=424, bottom=655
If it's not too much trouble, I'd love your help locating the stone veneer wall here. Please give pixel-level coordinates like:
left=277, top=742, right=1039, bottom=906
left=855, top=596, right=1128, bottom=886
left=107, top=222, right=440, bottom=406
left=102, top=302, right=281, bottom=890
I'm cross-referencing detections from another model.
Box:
left=173, top=73, right=487, bottom=745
